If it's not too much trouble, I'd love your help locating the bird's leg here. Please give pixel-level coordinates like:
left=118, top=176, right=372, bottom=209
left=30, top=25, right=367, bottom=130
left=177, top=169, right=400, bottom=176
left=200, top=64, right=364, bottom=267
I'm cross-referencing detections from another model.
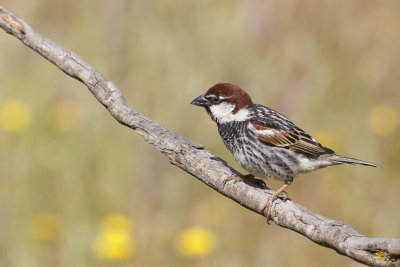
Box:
left=224, top=173, right=266, bottom=188
left=263, top=179, right=292, bottom=223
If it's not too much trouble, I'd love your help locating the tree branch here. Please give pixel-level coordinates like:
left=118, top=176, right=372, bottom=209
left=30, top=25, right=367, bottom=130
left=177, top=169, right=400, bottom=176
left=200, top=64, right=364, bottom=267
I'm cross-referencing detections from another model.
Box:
left=1, top=6, right=399, bottom=267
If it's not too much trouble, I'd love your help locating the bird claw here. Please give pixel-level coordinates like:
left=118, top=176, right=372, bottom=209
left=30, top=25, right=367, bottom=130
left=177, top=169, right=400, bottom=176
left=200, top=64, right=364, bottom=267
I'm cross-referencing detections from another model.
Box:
left=223, top=174, right=266, bottom=188
left=277, top=191, right=290, bottom=202
left=262, top=187, right=291, bottom=224
left=263, top=196, right=275, bottom=224
left=223, top=175, right=242, bottom=186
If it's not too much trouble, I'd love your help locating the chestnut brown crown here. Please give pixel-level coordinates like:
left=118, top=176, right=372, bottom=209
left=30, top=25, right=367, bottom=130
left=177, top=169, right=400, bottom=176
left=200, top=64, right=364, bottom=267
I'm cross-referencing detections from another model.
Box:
left=204, top=83, right=253, bottom=113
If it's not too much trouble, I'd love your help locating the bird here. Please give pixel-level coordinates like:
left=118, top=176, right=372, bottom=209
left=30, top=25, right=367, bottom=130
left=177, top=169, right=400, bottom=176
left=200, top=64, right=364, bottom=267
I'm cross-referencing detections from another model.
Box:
left=191, top=83, right=379, bottom=222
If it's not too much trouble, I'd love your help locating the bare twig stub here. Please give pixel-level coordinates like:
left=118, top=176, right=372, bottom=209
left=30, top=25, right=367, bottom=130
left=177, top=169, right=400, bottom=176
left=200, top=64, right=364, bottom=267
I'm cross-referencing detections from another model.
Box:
left=0, top=6, right=399, bottom=267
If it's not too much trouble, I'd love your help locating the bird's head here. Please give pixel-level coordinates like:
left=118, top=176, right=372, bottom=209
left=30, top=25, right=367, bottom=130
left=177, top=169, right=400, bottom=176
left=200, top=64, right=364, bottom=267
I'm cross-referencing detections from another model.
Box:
left=191, top=83, right=253, bottom=124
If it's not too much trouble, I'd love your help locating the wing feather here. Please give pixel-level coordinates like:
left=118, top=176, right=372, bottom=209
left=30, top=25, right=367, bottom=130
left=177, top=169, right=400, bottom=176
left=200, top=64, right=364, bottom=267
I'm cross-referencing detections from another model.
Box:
left=250, top=122, right=332, bottom=158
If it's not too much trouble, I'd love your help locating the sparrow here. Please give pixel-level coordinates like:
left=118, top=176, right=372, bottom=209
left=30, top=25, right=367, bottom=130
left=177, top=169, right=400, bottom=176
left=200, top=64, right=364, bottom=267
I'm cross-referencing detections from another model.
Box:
left=191, top=83, right=379, bottom=221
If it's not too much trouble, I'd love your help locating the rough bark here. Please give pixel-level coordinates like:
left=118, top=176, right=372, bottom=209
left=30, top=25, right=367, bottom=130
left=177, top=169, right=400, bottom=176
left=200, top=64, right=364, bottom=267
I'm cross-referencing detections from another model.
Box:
left=1, top=6, right=399, bottom=267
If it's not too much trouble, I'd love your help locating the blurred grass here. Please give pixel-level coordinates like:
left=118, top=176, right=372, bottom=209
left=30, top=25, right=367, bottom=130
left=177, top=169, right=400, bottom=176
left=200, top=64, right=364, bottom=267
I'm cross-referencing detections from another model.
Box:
left=0, top=0, right=399, bottom=266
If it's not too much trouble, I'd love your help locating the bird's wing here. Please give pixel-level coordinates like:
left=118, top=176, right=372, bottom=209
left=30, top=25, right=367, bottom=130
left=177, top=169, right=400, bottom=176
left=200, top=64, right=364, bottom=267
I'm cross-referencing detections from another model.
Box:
left=249, top=106, right=333, bottom=158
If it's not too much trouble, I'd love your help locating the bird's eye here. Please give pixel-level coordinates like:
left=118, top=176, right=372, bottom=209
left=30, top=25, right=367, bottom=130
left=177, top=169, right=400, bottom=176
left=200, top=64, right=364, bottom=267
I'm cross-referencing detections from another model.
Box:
left=211, top=96, right=220, bottom=104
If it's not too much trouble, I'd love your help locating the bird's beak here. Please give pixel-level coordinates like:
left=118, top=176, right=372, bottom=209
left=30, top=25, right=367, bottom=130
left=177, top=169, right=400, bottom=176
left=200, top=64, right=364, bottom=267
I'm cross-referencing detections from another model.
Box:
left=190, top=94, right=211, bottom=107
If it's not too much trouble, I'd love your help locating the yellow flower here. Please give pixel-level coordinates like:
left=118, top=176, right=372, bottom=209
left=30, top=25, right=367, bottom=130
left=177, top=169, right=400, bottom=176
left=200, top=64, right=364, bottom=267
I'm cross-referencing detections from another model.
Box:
left=92, top=214, right=135, bottom=261
left=312, top=130, right=337, bottom=151
left=0, top=101, right=31, bottom=132
left=368, top=105, right=398, bottom=136
left=30, top=213, right=60, bottom=242
left=176, top=226, right=216, bottom=258
left=48, top=101, right=79, bottom=132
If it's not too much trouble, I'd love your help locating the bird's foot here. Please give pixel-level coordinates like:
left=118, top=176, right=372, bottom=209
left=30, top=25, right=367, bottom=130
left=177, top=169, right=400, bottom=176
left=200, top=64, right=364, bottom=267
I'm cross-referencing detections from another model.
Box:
left=223, top=174, right=266, bottom=188
left=277, top=190, right=290, bottom=202
left=262, top=195, right=276, bottom=224
left=262, top=183, right=291, bottom=224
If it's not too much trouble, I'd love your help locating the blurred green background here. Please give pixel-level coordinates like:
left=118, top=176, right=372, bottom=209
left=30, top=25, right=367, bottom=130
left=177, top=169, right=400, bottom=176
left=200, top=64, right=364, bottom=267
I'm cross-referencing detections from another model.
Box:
left=1, top=1, right=399, bottom=266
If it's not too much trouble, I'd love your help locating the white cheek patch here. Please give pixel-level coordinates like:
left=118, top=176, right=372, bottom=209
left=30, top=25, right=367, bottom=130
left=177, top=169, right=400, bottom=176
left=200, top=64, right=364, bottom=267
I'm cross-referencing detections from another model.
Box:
left=209, top=102, right=250, bottom=123
left=209, top=102, right=234, bottom=118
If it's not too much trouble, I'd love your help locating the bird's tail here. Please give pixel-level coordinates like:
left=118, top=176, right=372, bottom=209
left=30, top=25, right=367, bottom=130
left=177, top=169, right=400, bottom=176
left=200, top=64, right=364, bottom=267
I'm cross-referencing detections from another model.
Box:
left=328, top=155, right=380, bottom=167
